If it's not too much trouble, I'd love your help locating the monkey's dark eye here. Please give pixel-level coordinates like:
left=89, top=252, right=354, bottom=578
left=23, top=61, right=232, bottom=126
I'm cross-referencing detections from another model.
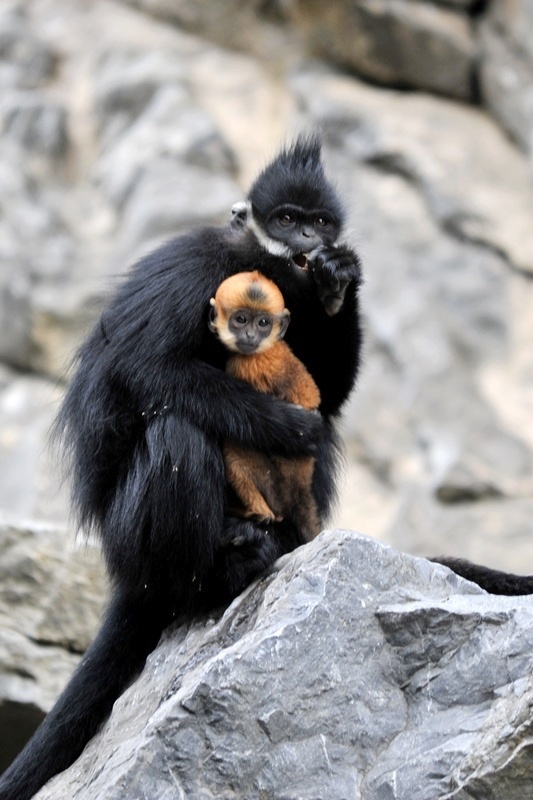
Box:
left=278, top=214, right=294, bottom=226
left=257, top=317, right=271, bottom=328
left=234, top=314, right=248, bottom=325
left=316, top=217, right=329, bottom=228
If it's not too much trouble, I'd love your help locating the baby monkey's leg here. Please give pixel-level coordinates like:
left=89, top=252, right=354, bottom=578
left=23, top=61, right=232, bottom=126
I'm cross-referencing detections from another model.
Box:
left=224, top=444, right=283, bottom=524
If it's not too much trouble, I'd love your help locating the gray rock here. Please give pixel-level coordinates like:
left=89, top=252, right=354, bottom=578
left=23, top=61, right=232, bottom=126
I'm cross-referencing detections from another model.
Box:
left=94, top=48, right=189, bottom=144
left=90, top=44, right=239, bottom=262
left=34, top=531, right=533, bottom=800
left=121, top=0, right=258, bottom=36
left=0, top=520, right=106, bottom=773
left=0, top=16, right=56, bottom=90
left=0, top=366, right=67, bottom=523
left=0, top=139, right=89, bottom=375
left=93, top=80, right=236, bottom=211
left=120, top=0, right=294, bottom=56
left=478, top=0, right=533, bottom=153
left=1, top=92, right=69, bottom=162
left=388, top=490, right=533, bottom=573
left=295, top=0, right=476, bottom=100
left=0, top=521, right=106, bottom=653
left=0, top=264, right=32, bottom=368
left=0, top=628, right=78, bottom=774
left=114, top=158, right=241, bottom=260
left=437, top=0, right=480, bottom=7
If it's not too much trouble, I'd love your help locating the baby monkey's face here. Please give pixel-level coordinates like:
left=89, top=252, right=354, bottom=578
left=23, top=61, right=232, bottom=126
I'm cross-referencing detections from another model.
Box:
left=227, top=309, right=276, bottom=354
left=208, top=272, right=290, bottom=355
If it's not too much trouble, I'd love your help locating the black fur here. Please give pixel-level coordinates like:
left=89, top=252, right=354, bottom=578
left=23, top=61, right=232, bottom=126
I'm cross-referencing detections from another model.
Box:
left=0, top=136, right=363, bottom=799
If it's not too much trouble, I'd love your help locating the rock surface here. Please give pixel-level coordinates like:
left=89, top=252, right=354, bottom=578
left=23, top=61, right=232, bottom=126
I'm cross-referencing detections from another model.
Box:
left=295, top=0, right=476, bottom=100
left=479, top=0, right=533, bottom=154
left=0, top=520, right=106, bottom=772
left=35, top=530, right=533, bottom=800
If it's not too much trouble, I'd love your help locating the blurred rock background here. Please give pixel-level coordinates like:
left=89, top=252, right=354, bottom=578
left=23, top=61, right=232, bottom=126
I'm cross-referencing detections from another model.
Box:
left=1, top=0, right=533, bottom=770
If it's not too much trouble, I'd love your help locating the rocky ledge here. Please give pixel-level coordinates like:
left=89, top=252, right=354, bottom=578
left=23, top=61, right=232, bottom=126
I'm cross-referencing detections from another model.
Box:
left=26, top=529, right=533, bottom=800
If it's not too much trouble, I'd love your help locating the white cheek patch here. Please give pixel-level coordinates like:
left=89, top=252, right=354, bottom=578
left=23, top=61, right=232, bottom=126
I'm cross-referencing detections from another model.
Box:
left=244, top=206, right=293, bottom=259
left=216, top=327, right=241, bottom=353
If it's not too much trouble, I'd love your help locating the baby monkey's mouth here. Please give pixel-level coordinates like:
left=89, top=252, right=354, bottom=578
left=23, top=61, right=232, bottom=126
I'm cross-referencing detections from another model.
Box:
left=236, top=342, right=259, bottom=354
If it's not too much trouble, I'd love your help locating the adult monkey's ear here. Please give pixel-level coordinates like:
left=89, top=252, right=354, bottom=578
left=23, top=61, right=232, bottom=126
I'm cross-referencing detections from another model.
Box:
left=230, top=200, right=249, bottom=230
left=277, top=308, right=290, bottom=340
left=208, top=298, right=218, bottom=332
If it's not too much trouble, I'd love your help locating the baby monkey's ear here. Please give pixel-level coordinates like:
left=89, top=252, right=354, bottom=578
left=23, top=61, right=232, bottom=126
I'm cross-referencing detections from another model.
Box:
left=278, top=309, right=290, bottom=340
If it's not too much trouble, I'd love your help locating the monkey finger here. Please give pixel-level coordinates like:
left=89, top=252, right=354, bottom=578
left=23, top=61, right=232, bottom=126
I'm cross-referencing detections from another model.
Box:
left=314, top=267, right=341, bottom=293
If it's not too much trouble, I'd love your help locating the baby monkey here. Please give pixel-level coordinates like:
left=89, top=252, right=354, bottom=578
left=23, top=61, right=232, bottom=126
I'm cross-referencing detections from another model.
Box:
left=209, top=271, right=321, bottom=542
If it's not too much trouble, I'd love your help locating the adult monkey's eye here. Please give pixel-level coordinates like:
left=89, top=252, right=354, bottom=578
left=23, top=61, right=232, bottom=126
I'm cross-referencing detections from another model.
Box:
left=279, top=213, right=294, bottom=226
left=316, top=217, right=328, bottom=228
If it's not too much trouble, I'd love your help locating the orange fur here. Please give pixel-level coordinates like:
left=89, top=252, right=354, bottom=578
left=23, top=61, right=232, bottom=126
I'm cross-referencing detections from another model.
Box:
left=227, top=341, right=320, bottom=410
left=215, top=271, right=285, bottom=316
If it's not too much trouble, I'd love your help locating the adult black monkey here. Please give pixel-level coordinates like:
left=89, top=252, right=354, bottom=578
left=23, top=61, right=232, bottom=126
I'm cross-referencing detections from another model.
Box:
left=0, top=135, right=363, bottom=800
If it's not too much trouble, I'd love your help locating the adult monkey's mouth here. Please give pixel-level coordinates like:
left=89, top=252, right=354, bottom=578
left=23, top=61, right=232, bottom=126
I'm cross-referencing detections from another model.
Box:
left=291, top=253, right=310, bottom=272
left=292, top=245, right=326, bottom=273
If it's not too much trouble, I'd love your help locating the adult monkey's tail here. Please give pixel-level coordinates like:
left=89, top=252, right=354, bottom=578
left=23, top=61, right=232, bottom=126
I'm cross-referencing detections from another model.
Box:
left=0, top=589, right=170, bottom=800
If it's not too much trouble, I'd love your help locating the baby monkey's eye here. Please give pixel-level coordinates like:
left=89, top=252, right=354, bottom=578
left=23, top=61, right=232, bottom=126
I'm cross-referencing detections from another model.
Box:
left=257, top=317, right=271, bottom=328
left=234, top=314, right=248, bottom=325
